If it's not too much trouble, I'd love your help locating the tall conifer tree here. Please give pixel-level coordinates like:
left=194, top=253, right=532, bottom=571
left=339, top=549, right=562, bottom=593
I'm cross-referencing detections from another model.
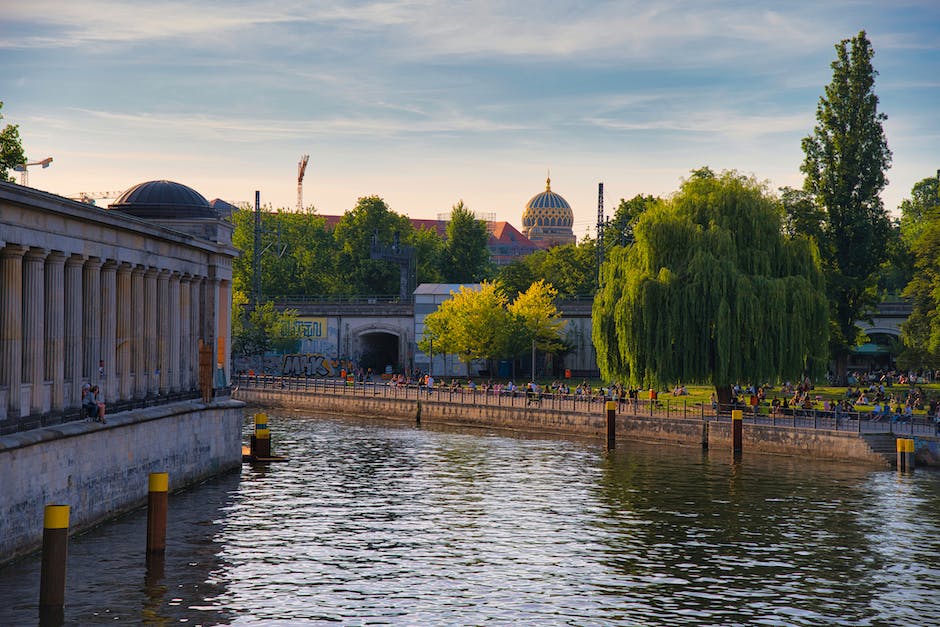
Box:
left=800, top=30, right=892, bottom=380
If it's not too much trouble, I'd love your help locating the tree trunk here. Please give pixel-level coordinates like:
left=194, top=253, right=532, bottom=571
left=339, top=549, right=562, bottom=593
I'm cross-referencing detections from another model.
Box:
left=833, top=351, right=848, bottom=386
left=715, top=384, right=733, bottom=408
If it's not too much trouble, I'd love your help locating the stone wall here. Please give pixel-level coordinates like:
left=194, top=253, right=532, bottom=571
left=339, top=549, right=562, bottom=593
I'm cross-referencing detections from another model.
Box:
left=234, top=388, right=903, bottom=468
left=0, top=399, right=244, bottom=565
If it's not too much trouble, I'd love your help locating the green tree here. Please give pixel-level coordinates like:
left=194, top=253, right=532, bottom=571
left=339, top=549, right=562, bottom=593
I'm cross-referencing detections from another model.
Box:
left=413, top=226, right=446, bottom=284
left=592, top=169, right=828, bottom=403
left=331, top=195, right=414, bottom=296
left=442, top=200, right=492, bottom=283
left=232, top=208, right=334, bottom=296
left=231, top=206, right=334, bottom=299
left=498, top=238, right=597, bottom=298
left=0, top=102, right=26, bottom=183
left=603, top=194, right=657, bottom=252
left=418, top=282, right=510, bottom=375
left=899, top=175, right=940, bottom=368
left=507, top=280, right=567, bottom=380
left=779, top=186, right=825, bottom=243
left=800, top=30, right=892, bottom=380
left=231, top=291, right=302, bottom=356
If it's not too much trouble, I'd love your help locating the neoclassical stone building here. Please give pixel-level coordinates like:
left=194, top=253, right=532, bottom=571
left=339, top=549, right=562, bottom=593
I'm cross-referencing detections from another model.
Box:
left=0, top=180, right=237, bottom=432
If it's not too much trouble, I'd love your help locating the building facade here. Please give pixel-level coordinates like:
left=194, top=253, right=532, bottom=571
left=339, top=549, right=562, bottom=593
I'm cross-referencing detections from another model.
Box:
left=0, top=180, right=237, bottom=432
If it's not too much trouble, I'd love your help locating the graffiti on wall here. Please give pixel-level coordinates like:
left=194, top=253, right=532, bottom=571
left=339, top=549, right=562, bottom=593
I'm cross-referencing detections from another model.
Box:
left=281, top=354, right=354, bottom=378
left=295, top=317, right=339, bottom=358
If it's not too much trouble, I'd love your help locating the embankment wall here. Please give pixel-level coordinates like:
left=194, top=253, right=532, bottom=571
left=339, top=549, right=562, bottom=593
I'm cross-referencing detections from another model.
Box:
left=235, top=389, right=895, bottom=467
left=0, top=399, right=244, bottom=565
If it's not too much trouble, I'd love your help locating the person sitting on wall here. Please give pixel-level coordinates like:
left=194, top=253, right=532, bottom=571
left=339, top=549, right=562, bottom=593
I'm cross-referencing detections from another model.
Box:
left=82, top=383, right=96, bottom=420
left=91, top=385, right=106, bottom=424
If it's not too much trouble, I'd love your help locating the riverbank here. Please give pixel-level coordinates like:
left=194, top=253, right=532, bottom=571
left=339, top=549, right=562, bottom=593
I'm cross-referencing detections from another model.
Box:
left=0, top=397, right=244, bottom=566
left=233, top=384, right=940, bottom=468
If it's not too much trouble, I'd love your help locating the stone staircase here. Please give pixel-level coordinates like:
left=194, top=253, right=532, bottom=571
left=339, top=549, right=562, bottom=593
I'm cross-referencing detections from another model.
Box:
left=862, top=433, right=897, bottom=467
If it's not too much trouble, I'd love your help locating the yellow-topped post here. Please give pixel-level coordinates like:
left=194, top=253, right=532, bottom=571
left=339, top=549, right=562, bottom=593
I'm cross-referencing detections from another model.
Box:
left=605, top=400, right=617, bottom=450
left=39, top=504, right=70, bottom=618
left=147, top=472, right=169, bottom=557
left=252, top=412, right=271, bottom=458
left=897, top=438, right=915, bottom=472
left=732, top=409, right=743, bottom=458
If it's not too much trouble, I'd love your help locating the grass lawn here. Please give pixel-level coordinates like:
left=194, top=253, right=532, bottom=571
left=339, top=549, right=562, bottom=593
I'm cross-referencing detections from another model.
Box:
left=540, top=379, right=940, bottom=416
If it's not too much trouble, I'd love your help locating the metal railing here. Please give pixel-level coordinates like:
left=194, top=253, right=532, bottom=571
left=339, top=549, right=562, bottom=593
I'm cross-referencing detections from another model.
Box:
left=233, top=375, right=940, bottom=437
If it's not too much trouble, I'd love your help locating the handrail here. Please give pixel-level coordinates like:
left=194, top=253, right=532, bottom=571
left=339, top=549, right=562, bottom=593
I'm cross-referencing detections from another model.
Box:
left=232, top=374, right=940, bottom=437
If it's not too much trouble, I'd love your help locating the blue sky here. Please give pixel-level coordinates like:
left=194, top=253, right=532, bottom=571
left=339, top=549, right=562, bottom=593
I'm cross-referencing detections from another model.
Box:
left=2, top=1, right=938, bottom=233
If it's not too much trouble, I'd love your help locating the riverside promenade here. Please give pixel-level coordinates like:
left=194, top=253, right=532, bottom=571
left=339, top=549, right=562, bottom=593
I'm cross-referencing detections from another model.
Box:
left=233, top=375, right=940, bottom=468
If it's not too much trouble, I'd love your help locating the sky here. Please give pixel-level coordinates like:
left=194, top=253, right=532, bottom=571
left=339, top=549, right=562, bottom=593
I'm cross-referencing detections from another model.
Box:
left=2, top=0, right=938, bottom=235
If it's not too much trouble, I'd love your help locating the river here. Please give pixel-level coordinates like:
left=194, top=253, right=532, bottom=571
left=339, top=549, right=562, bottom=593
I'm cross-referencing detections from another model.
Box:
left=1, top=412, right=939, bottom=625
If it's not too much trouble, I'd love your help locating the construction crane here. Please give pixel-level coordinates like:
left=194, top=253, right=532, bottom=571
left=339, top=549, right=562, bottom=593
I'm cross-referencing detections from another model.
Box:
left=69, top=191, right=124, bottom=205
left=297, top=154, right=309, bottom=211
left=13, top=156, right=53, bottom=186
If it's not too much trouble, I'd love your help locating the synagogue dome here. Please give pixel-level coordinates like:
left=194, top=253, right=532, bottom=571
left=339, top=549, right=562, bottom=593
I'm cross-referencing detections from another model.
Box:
left=521, top=177, right=576, bottom=248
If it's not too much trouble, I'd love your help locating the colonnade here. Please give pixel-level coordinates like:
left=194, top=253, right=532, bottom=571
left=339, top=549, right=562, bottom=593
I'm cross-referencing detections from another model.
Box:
left=0, top=243, right=231, bottom=421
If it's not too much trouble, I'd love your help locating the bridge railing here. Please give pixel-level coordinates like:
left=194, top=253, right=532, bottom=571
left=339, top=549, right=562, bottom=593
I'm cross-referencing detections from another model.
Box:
left=233, top=375, right=940, bottom=437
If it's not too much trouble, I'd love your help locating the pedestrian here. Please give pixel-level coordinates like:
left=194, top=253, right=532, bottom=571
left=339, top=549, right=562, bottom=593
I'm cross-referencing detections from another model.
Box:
left=91, top=385, right=106, bottom=424
left=81, top=383, right=96, bottom=420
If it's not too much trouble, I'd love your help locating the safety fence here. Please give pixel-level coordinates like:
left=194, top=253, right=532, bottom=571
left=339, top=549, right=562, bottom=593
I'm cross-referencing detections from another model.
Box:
left=233, top=375, right=940, bottom=437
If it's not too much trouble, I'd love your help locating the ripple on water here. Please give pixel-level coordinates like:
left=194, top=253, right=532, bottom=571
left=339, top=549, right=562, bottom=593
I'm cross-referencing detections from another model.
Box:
left=1, top=414, right=939, bottom=625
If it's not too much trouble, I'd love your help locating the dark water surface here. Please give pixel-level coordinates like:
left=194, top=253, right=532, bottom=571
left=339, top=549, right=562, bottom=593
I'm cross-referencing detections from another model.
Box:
left=2, top=413, right=939, bottom=625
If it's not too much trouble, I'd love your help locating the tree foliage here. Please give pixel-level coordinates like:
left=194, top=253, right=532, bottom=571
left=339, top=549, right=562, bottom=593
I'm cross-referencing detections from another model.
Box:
left=0, top=102, right=26, bottom=183
left=498, top=238, right=597, bottom=298
left=332, top=195, right=415, bottom=295
left=800, top=30, right=892, bottom=366
left=507, top=279, right=567, bottom=357
left=603, top=194, right=658, bottom=251
left=231, top=291, right=302, bottom=356
left=442, top=200, right=492, bottom=283
left=418, top=282, right=510, bottom=370
left=899, top=175, right=940, bottom=368
left=592, top=169, right=829, bottom=391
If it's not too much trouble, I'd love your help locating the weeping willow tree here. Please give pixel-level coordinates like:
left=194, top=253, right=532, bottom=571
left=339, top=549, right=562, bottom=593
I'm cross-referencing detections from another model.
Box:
left=592, top=168, right=828, bottom=403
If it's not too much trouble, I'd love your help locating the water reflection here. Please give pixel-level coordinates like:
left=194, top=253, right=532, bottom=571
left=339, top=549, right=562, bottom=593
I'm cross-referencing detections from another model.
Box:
left=0, top=413, right=938, bottom=625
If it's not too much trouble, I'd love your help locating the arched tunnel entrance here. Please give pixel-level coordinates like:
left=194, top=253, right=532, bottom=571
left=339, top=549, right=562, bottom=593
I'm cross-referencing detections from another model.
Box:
left=359, top=332, right=399, bottom=374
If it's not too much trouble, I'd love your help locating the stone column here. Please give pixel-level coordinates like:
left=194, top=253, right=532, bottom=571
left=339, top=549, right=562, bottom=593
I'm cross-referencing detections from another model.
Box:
left=0, top=245, right=27, bottom=418
left=143, top=268, right=157, bottom=397
left=179, top=275, right=192, bottom=391
left=100, top=260, right=117, bottom=399
left=218, top=279, right=232, bottom=386
left=204, top=276, right=219, bottom=381
left=44, top=251, right=66, bottom=411
left=82, top=257, right=101, bottom=382
left=190, top=276, right=202, bottom=390
left=116, top=262, right=132, bottom=401
left=131, top=265, right=146, bottom=399
left=156, top=270, right=170, bottom=395
left=64, top=254, right=84, bottom=408
left=168, top=272, right=181, bottom=393
left=23, top=247, right=46, bottom=414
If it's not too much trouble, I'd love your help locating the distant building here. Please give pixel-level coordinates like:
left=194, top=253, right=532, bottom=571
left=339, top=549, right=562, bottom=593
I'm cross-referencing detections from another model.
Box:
left=520, top=177, right=576, bottom=248
left=318, top=215, right=541, bottom=266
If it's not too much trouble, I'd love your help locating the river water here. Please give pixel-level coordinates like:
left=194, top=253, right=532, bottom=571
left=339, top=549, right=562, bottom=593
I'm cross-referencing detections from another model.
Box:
left=2, top=412, right=939, bottom=625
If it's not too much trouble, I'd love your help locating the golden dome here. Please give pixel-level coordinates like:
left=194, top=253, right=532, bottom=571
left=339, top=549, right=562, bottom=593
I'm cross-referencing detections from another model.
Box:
left=521, top=176, right=576, bottom=247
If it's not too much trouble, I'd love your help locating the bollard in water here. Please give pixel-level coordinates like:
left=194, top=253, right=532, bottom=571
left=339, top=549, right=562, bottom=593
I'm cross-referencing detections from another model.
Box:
left=896, top=438, right=915, bottom=472
left=252, top=412, right=271, bottom=459
left=147, top=472, right=168, bottom=557
left=605, top=400, right=617, bottom=450
left=732, top=409, right=743, bottom=458
left=39, top=504, right=70, bottom=621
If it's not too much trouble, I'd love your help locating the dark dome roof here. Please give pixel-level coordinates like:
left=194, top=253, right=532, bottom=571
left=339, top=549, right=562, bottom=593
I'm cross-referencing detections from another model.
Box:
left=109, top=180, right=217, bottom=219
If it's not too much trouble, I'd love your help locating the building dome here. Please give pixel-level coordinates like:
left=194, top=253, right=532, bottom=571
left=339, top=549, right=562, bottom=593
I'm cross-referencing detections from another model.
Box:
left=521, top=177, right=576, bottom=248
left=109, top=180, right=217, bottom=219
